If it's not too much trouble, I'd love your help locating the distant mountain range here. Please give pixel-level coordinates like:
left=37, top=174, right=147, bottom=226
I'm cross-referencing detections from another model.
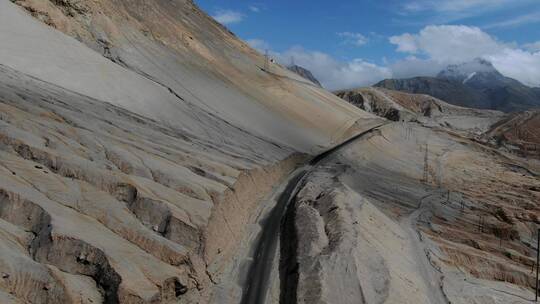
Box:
left=375, top=58, right=540, bottom=112
left=287, top=64, right=323, bottom=87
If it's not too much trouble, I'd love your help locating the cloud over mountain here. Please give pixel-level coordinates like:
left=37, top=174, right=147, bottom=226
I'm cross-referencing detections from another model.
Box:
left=390, top=25, right=540, bottom=87
left=247, top=25, right=540, bottom=90
left=277, top=47, right=391, bottom=90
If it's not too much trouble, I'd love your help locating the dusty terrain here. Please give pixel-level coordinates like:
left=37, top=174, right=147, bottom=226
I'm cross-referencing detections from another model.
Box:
left=284, top=123, right=540, bottom=304
left=1, top=1, right=539, bottom=304
left=0, top=0, right=382, bottom=303
left=482, top=111, right=540, bottom=159
left=4, top=0, right=376, bottom=152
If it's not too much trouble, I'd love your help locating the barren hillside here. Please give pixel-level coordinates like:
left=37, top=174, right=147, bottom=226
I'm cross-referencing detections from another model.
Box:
left=286, top=122, right=540, bottom=304
left=483, top=111, right=540, bottom=159
left=0, top=0, right=381, bottom=303
left=1, top=1, right=539, bottom=304
left=3, top=0, right=378, bottom=152
left=336, top=87, right=504, bottom=134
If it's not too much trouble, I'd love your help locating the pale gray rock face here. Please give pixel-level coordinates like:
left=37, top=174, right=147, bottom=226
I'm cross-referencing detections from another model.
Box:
left=0, top=64, right=262, bottom=303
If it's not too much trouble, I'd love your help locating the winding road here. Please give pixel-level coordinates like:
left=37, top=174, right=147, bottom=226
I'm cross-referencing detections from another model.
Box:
left=240, top=123, right=386, bottom=304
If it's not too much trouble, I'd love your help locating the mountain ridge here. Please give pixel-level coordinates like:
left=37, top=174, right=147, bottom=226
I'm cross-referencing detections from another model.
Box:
left=375, top=58, right=540, bottom=112
left=287, top=64, right=323, bottom=87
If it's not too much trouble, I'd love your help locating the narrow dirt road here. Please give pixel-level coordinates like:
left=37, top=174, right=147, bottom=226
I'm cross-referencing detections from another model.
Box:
left=403, top=192, right=450, bottom=304
left=240, top=123, right=387, bottom=304
left=239, top=170, right=307, bottom=304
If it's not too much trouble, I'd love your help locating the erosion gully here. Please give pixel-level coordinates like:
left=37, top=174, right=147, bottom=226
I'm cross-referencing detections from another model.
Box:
left=240, top=123, right=386, bottom=304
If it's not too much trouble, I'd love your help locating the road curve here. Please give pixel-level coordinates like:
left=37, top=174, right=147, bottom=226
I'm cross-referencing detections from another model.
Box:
left=240, top=123, right=387, bottom=304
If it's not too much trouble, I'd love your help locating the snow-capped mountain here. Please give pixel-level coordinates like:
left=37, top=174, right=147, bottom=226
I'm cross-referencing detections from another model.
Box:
left=375, top=58, right=540, bottom=112
left=436, top=58, right=520, bottom=90
left=437, top=58, right=503, bottom=84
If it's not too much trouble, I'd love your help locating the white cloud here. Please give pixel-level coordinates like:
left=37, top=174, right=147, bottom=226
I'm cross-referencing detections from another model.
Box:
left=246, top=39, right=270, bottom=52
left=246, top=25, right=540, bottom=90
left=487, top=49, right=540, bottom=87
left=212, top=10, right=244, bottom=25
left=390, top=56, right=447, bottom=78
left=483, top=11, right=540, bottom=29
left=274, top=46, right=391, bottom=90
left=398, top=0, right=537, bottom=25
left=524, top=41, right=540, bottom=52
left=249, top=5, right=260, bottom=12
left=389, top=33, right=418, bottom=53
left=390, top=25, right=504, bottom=63
left=389, top=25, right=540, bottom=87
left=403, top=0, right=516, bottom=13
left=337, top=32, right=369, bottom=47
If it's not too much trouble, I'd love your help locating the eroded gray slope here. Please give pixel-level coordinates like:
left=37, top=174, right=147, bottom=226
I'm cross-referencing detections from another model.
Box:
left=0, top=63, right=302, bottom=303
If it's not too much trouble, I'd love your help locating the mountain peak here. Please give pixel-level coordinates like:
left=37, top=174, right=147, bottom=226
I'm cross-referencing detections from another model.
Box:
left=375, top=57, right=540, bottom=112
left=287, top=64, right=323, bottom=87
left=437, top=58, right=502, bottom=83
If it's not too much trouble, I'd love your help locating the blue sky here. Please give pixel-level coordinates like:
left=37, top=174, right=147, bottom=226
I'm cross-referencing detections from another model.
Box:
left=196, top=0, right=540, bottom=90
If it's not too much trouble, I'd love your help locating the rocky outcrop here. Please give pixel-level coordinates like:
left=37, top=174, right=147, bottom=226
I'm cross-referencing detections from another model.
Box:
left=287, top=65, right=323, bottom=87
left=284, top=169, right=366, bottom=304
left=336, top=87, right=504, bottom=134
left=336, top=88, right=407, bottom=121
